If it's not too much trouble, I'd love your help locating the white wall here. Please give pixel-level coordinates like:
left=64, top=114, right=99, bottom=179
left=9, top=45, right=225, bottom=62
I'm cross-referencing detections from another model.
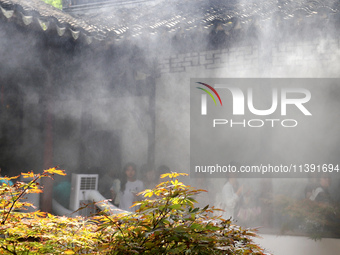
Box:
left=255, top=234, right=340, bottom=255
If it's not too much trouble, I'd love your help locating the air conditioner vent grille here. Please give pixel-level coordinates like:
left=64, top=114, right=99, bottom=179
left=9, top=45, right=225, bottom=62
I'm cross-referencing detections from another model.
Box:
left=80, top=177, right=97, bottom=190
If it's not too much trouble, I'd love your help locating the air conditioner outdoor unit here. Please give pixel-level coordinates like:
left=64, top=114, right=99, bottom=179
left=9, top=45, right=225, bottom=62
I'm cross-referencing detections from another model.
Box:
left=69, top=174, right=98, bottom=216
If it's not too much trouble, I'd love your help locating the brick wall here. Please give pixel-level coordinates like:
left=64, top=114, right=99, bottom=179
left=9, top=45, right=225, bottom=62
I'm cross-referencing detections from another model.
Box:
left=159, top=38, right=340, bottom=74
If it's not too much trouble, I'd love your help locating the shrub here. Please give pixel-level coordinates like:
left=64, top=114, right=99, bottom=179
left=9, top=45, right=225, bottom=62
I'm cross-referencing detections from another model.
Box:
left=0, top=170, right=265, bottom=254
left=271, top=195, right=340, bottom=240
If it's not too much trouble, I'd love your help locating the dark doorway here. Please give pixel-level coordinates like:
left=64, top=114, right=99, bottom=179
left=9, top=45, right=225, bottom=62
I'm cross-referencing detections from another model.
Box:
left=80, top=130, right=121, bottom=174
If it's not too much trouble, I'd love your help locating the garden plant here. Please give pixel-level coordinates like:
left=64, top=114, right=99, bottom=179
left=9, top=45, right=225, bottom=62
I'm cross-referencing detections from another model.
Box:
left=0, top=169, right=265, bottom=254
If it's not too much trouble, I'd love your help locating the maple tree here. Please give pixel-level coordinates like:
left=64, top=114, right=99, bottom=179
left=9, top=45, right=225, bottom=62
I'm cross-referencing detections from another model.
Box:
left=0, top=170, right=265, bottom=254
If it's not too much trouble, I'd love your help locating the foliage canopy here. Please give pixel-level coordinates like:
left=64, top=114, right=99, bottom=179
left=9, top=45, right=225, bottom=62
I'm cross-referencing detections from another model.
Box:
left=0, top=170, right=265, bottom=254
left=42, top=0, right=62, bottom=9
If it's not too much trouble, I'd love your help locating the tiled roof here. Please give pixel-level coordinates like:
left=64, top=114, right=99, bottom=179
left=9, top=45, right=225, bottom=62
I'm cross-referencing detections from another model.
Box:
left=0, top=0, right=339, bottom=45
left=0, top=0, right=103, bottom=43
left=65, top=0, right=340, bottom=41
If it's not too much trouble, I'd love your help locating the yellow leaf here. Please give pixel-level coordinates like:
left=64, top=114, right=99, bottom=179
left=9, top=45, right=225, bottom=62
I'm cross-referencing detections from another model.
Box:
left=27, top=189, right=43, bottom=194
left=63, top=250, right=75, bottom=254
left=34, top=211, right=47, bottom=217
left=7, top=175, right=20, bottom=180
left=21, top=172, right=35, bottom=178
left=160, top=173, right=171, bottom=179
left=160, top=172, right=188, bottom=179
left=44, top=168, right=66, bottom=176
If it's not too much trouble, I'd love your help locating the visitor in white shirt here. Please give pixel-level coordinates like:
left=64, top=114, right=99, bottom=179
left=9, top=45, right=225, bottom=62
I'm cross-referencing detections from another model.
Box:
left=215, top=176, right=243, bottom=219
left=119, top=163, right=144, bottom=212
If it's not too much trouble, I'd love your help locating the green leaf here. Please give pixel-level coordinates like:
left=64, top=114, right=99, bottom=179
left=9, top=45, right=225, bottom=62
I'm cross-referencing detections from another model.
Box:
left=169, top=204, right=182, bottom=210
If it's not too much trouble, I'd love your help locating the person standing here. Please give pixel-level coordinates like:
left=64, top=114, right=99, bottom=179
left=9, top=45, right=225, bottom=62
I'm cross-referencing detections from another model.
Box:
left=309, top=176, right=332, bottom=204
left=119, top=163, right=144, bottom=212
left=215, top=176, right=243, bottom=219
